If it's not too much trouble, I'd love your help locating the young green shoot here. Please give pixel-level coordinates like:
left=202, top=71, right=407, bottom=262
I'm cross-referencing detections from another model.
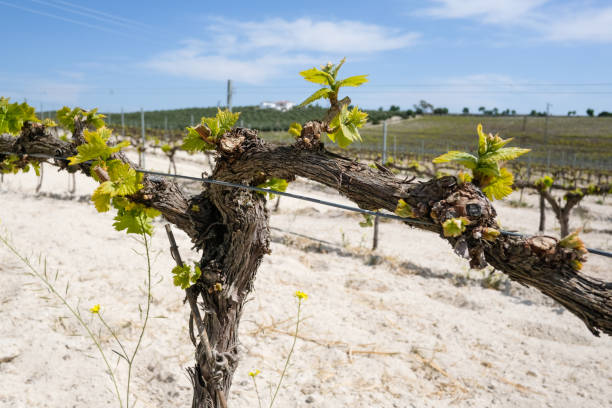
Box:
left=182, top=108, right=240, bottom=153
left=298, top=59, right=369, bottom=148
left=433, top=124, right=530, bottom=200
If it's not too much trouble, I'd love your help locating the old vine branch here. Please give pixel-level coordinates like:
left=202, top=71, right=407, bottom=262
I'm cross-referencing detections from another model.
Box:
left=2, top=122, right=611, bottom=336
left=217, top=128, right=612, bottom=336
left=0, top=122, right=200, bottom=240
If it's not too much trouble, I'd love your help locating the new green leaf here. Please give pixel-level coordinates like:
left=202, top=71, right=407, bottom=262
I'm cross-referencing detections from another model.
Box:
left=442, top=217, right=470, bottom=237
left=432, top=151, right=478, bottom=169
left=57, top=106, right=105, bottom=133
left=257, top=177, right=288, bottom=199
left=328, top=105, right=367, bottom=148
left=183, top=108, right=240, bottom=152
left=182, top=127, right=214, bottom=153
left=68, top=127, right=128, bottom=165
left=217, top=109, right=241, bottom=133
left=112, top=204, right=160, bottom=236
left=482, top=167, right=514, bottom=200
left=0, top=97, right=38, bottom=134
left=336, top=75, right=369, bottom=88
left=299, top=88, right=332, bottom=107
left=171, top=264, right=202, bottom=289
left=299, top=67, right=333, bottom=85
left=481, top=147, right=530, bottom=164
left=395, top=199, right=415, bottom=218
left=359, top=214, right=374, bottom=227
left=92, top=181, right=114, bottom=212
left=288, top=122, right=303, bottom=138
left=535, top=176, right=554, bottom=190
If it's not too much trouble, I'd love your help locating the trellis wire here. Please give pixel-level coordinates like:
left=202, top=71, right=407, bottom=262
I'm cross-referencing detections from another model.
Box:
left=1, top=151, right=611, bottom=258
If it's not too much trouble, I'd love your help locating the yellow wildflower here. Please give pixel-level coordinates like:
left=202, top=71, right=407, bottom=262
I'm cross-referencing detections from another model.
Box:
left=249, top=369, right=261, bottom=377
left=294, top=291, right=308, bottom=300
left=90, top=304, right=101, bottom=314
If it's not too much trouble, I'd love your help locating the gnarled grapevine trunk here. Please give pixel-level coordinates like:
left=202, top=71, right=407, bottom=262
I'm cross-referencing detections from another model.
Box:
left=185, top=173, right=271, bottom=406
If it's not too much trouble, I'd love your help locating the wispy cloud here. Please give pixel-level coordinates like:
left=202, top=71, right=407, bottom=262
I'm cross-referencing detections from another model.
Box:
left=418, top=0, right=548, bottom=24
left=0, top=79, right=88, bottom=107
left=146, top=45, right=315, bottom=84
left=209, top=17, right=420, bottom=54
left=144, top=17, right=419, bottom=83
left=540, top=8, right=612, bottom=43
left=417, top=0, right=612, bottom=43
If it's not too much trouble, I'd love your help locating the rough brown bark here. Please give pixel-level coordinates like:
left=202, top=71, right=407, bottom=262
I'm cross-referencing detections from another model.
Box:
left=211, top=128, right=610, bottom=336
left=2, top=122, right=612, bottom=408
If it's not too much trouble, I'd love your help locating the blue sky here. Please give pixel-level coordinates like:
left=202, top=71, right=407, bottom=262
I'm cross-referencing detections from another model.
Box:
left=1, top=0, right=611, bottom=115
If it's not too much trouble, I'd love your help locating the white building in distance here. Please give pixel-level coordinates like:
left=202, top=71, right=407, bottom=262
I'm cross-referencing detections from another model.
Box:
left=259, top=100, right=295, bottom=111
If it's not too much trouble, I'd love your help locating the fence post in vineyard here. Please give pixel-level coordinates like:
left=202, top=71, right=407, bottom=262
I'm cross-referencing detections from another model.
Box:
left=538, top=191, right=546, bottom=233
left=373, top=120, right=387, bottom=250
left=121, top=107, right=125, bottom=139
left=393, top=127, right=397, bottom=160
left=227, top=79, right=233, bottom=112
left=68, top=173, right=76, bottom=194
left=140, top=108, right=145, bottom=168
left=35, top=162, right=43, bottom=193
left=421, top=139, right=425, bottom=160
left=383, top=120, right=387, bottom=162
left=519, top=155, right=531, bottom=205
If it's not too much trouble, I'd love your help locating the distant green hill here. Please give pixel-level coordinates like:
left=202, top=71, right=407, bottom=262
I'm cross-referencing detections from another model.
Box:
left=43, top=105, right=611, bottom=170
left=102, top=105, right=329, bottom=132
left=100, top=105, right=408, bottom=132
left=260, top=115, right=612, bottom=171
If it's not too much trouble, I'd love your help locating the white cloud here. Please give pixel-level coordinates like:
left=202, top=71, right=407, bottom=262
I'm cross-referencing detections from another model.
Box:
left=146, top=46, right=315, bottom=84
left=418, top=0, right=612, bottom=43
left=211, top=18, right=419, bottom=54
left=419, top=0, right=549, bottom=24
left=541, top=8, right=612, bottom=43
left=144, top=17, right=419, bottom=83
left=0, top=80, right=87, bottom=107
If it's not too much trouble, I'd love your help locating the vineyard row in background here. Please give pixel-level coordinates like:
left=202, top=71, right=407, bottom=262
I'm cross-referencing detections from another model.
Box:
left=105, top=111, right=612, bottom=174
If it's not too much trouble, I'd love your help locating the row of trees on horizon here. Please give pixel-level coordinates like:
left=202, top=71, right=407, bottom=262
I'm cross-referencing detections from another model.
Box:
left=36, top=101, right=610, bottom=131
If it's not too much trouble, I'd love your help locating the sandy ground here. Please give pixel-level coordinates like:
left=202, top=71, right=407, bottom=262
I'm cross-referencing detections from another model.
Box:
left=0, top=150, right=611, bottom=408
